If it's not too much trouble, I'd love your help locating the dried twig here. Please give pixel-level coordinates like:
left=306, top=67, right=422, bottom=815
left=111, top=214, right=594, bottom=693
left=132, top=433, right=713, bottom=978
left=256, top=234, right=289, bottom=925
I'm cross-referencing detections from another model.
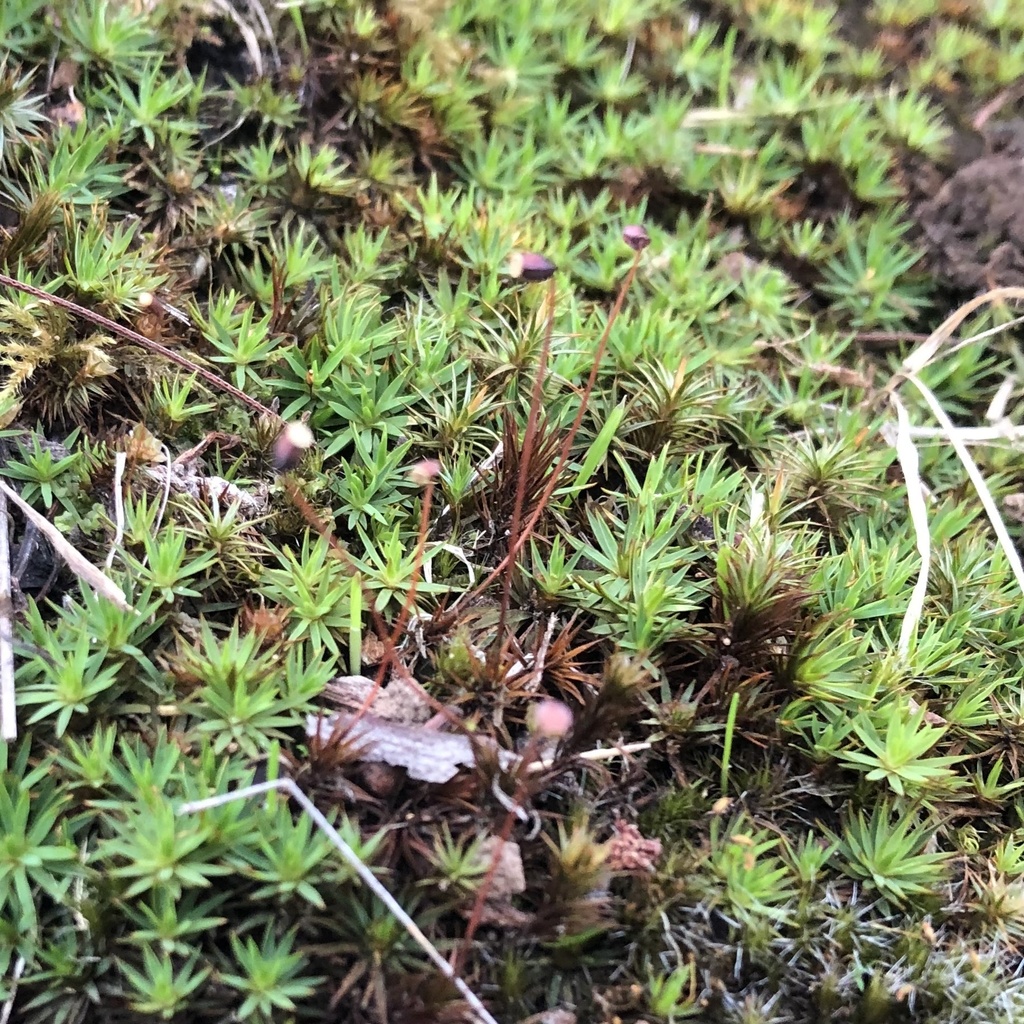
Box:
left=882, top=288, right=1024, bottom=602
left=905, top=372, right=1024, bottom=594
left=0, top=490, right=15, bottom=741
left=0, top=955, right=25, bottom=1024
left=208, top=0, right=264, bottom=76
left=0, top=480, right=130, bottom=611
left=525, top=740, right=652, bottom=774
left=153, top=443, right=173, bottom=537
left=178, top=779, right=499, bottom=1024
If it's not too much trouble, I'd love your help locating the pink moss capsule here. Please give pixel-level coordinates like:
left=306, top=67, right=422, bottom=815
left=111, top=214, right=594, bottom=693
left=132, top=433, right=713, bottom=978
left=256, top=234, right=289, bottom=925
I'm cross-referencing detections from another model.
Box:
left=508, top=251, right=556, bottom=282
left=273, top=421, right=314, bottom=472
left=530, top=699, right=574, bottom=738
left=622, top=224, right=650, bottom=251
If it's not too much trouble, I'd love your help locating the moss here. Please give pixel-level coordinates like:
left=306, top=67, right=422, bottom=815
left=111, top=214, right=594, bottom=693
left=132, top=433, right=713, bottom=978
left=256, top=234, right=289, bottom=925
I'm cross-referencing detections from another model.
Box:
left=2, top=0, right=1024, bottom=1021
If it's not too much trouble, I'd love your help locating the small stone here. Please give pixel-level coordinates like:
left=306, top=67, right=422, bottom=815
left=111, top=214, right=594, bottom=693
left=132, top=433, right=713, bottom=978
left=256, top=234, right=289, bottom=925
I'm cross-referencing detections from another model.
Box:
left=622, top=224, right=650, bottom=251
left=477, top=836, right=526, bottom=898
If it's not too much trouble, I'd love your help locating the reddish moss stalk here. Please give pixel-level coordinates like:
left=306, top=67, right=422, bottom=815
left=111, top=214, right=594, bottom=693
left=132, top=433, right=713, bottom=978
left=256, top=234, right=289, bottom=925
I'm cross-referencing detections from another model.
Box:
left=461, top=249, right=643, bottom=607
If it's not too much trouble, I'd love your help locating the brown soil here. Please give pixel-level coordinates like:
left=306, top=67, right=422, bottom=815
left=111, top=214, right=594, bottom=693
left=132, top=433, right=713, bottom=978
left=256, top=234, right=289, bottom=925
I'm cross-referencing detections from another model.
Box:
left=916, top=120, right=1024, bottom=292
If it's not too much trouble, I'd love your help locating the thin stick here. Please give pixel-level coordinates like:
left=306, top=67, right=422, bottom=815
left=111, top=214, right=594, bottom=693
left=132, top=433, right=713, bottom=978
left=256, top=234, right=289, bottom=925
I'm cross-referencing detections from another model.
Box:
left=154, top=444, right=173, bottom=536
left=906, top=373, right=1024, bottom=594
left=0, top=955, right=25, bottom=1024
left=525, top=740, right=652, bottom=773
left=178, top=779, right=499, bottom=1024
left=0, top=491, right=15, bottom=741
left=0, top=271, right=280, bottom=423
left=895, top=286, right=1024, bottom=382
left=903, top=425, right=1024, bottom=443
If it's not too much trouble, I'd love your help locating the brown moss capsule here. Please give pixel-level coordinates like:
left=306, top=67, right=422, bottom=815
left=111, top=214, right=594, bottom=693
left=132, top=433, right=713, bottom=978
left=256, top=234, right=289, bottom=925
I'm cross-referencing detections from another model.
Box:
left=508, top=251, right=556, bottom=282
left=273, top=421, right=314, bottom=472
left=622, top=224, right=650, bottom=251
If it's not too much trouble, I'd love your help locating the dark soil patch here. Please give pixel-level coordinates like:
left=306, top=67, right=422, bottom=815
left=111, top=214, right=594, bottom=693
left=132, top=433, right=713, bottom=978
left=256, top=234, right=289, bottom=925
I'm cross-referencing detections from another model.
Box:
left=915, top=120, right=1024, bottom=292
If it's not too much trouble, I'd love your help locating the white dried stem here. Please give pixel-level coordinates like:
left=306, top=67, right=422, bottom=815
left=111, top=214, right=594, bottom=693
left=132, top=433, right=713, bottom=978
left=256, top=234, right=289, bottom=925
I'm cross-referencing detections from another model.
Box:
left=891, top=396, right=931, bottom=659
left=0, top=955, right=25, bottom=1024
left=907, top=373, right=1024, bottom=595
left=526, top=740, right=653, bottom=774
left=0, top=480, right=130, bottom=612
left=104, top=451, right=127, bottom=570
left=903, top=425, right=1024, bottom=443
left=899, top=286, right=1024, bottom=378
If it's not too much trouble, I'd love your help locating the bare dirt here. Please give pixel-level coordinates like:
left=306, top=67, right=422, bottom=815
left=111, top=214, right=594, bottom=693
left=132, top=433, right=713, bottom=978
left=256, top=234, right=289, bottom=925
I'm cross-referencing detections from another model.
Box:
left=916, top=120, right=1024, bottom=292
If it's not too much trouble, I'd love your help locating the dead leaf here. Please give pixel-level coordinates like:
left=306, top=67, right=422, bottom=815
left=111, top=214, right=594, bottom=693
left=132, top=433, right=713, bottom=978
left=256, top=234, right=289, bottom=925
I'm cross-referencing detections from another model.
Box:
left=307, top=711, right=518, bottom=784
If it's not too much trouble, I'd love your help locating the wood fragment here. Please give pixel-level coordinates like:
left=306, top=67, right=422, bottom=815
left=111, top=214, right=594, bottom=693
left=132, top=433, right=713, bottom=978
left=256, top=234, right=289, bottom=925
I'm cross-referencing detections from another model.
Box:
left=104, top=451, right=126, bottom=570
left=178, top=779, right=499, bottom=1024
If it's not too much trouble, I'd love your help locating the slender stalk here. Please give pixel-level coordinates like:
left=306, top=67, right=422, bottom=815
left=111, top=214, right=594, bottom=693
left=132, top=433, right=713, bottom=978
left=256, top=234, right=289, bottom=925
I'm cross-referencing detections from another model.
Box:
left=282, top=474, right=451, bottom=732
left=496, top=277, right=558, bottom=658
left=0, top=490, right=15, bottom=741
left=458, top=251, right=642, bottom=608
left=450, top=738, right=541, bottom=978
left=721, top=692, right=740, bottom=795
